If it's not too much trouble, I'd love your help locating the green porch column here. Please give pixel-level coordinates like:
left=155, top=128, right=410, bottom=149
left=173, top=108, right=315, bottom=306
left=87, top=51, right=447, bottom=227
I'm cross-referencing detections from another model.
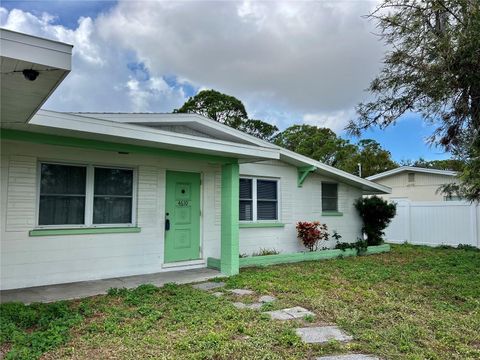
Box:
left=220, top=162, right=240, bottom=276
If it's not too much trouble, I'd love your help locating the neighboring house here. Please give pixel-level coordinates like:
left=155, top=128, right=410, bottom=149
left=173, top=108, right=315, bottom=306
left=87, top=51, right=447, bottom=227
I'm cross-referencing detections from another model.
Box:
left=0, top=29, right=390, bottom=290
left=367, top=166, right=459, bottom=201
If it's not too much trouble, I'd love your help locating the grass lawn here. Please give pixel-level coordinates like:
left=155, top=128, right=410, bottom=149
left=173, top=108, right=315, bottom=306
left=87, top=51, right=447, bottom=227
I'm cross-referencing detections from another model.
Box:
left=1, top=244, right=479, bottom=359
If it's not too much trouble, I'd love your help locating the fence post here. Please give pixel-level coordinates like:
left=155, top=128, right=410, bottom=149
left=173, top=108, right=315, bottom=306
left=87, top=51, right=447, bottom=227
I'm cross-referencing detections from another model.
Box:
left=405, top=200, right=412, bottom=244
left=470, top=203, right=479, bottom=248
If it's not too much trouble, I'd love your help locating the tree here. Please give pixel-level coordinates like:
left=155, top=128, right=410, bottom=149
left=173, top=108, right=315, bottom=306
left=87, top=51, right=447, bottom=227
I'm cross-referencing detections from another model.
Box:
left=400, top=157, right=465, bottom=171
left=347, top=0, right=480, bottom=200
left=273, top=125, right=397, bottom=177
left=343, top=139, right=398, bottom=178
left=239, top=119, right=279, bottom=141
left=174, top=89, right=278, bottom=140
left=272, top=125, right=357, bottom=167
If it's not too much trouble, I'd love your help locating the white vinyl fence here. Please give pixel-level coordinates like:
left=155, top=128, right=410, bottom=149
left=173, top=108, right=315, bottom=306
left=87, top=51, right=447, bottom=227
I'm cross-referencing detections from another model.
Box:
left=385, top=200, right=480, bottom=248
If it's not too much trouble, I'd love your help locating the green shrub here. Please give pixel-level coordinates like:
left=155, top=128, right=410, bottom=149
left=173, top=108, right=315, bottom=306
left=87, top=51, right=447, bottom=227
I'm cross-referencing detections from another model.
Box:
left=354, top=196, right=396, bottom=246
left=331, top=230, right=342, bottom=242
left=335, top=238, right=368, bottom=254
left=334, top=242, right=352, bottom=251
left=457, top=244, right=479, bottom=251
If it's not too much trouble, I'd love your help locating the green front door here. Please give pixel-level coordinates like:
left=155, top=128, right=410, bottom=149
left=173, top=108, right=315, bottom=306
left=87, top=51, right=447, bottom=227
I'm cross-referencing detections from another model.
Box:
left=164, top=171, right=201, bottom=263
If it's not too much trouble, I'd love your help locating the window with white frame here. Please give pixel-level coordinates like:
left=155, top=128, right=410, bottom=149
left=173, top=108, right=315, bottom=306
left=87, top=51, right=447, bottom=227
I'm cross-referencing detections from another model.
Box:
left=38, top=163, right=135, bottom=227
left=239, top=177, right=278, bottom=221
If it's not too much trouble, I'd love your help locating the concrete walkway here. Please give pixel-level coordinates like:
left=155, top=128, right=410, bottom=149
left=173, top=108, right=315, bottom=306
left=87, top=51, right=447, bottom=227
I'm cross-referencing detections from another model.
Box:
left=0, top=268, right=222, bottom=304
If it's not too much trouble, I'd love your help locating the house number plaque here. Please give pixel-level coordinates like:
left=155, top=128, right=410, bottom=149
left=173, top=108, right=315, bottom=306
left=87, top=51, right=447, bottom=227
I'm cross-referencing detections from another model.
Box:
left=176, top=200, right=191, bottom=207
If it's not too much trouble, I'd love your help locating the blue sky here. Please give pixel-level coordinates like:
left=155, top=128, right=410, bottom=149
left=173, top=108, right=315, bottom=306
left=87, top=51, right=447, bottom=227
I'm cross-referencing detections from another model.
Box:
left=1, top=1, right=117, bottom=29
left=0, top=1, right=451, bottom=163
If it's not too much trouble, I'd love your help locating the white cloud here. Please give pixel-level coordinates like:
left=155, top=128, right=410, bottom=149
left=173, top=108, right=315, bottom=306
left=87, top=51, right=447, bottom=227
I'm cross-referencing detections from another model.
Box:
left=0, top=1, right=385, bottom=131
left=303, top=110, right=356, bottom=133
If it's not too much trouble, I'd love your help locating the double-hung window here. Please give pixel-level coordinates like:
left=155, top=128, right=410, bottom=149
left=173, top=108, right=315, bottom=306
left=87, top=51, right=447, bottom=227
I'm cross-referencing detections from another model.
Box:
left=239, top=177, right=278, bottom=221
left=38, top=162, right=135, bottom=227
left=321, top=183, right=338, bottom=212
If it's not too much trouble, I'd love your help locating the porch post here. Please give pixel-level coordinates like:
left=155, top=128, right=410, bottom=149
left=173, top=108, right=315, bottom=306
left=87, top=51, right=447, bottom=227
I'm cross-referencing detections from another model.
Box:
left=220, top=162, right=240, bottom=276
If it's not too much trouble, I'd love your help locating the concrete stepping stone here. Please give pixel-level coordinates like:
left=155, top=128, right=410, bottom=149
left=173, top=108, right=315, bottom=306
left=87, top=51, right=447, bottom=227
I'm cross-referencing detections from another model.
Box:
left=264, top=306, right=315, bottom=320
left=192, top=282, right=225, bottom=291
left=296, top=326, right=353, bottom=344
left=212, top=292, right=224, bottom=297
left=259, top=295, right=276, bottom=303
left=228, top=288, right=255, bottom=295
left=232, top=302, right=263, bottom=310
left=233, top=302, right=247, bottom=309
left=316, top=355, right=380, bottom=360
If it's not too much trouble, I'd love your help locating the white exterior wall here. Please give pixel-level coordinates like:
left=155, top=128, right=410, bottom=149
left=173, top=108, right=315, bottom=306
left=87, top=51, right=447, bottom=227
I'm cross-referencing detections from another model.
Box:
left=1, top=142, right=366, bottom=290
left=372, top=172, right=458, bottom=201
left=0, top=140, right=222, bottom=290
left=238, top=160, right=363, bottom=255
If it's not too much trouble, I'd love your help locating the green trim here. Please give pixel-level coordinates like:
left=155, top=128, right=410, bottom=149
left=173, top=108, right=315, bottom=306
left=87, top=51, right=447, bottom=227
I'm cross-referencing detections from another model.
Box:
left=1, top=129, right=236, bottom=164
left=239, top=222, right=285, bottom=228
left=207, top=244, right=390, bottom=270
left=29, top=227, right=141, bottom=236
left=297, top=165, right=316, bottom=187
left=220, top=163, right=240, bottom=276
left=207, top=257, right=221, bottom=270
left=322, top=211, right=343, bottom=216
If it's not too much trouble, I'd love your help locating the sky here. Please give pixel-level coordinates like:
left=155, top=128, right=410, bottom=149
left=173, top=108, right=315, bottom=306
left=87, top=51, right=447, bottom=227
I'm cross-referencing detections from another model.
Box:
left=0, top=0, right=449, bottom=162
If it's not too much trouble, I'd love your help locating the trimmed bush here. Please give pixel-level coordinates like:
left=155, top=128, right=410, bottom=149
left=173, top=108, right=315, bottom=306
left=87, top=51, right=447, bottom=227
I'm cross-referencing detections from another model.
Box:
left=354, top=196, right=396, bottom=246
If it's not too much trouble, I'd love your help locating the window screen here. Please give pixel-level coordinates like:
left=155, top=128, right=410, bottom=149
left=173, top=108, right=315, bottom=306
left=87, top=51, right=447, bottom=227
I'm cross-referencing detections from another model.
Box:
left=257, top=180, right=277, bottom=220
left=239, top=178, right=253, bottom=221
left=39, top=163, right=86, bottom=225
left=408, top=172, right=415, bottom=182
left=322, top=183, right=338, bottom=212
left=93, top=168, right=133, bottom=224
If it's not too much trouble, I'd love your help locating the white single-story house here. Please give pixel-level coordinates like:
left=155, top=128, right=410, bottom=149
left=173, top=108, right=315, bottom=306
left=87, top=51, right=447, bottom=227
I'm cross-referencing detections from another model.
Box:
left=367, top=166, right=459, bottom=202
left=0, top=29, right=390, bottom=291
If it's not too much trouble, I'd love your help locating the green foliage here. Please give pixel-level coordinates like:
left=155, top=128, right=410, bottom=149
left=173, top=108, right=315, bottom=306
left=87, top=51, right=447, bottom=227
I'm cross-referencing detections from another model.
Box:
left=174, top=89, right=247, bottom=128
left=2, top=245, right=479, bottom=359
left=345, top=139, right=397, bottom=178
left=273, top=125, right=357, bottom=167
left=334, top=242, right=353, bottom=251
left=335, top=238, right=369, bottom=254
left=439, top=243, right=480, bottom=252
left=240, top=119, right=279, bottom=141
left=0, top=301, right=85, bottom=359
left=348, top=0, right=480, bottom=200
left=331, top=230, right=342, bottom=242
left=252, top=248, right=280, bottom=257
left=273, top=125, right=396, bottom=177
left=457, top=244, right=480, bottom=252
left=400, top=157, right=465, bottom=172
left=174, top=89, right=278, bottom=140
left=354, top=196, right=396, bottom=246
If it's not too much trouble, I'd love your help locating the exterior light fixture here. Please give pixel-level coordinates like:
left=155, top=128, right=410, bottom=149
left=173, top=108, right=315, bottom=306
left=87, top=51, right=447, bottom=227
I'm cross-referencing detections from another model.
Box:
left=22, top=69, right=39, bottom=81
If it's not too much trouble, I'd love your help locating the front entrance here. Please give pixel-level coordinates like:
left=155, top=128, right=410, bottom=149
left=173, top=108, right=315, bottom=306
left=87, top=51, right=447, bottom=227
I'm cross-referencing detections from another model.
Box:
left=164, top=171, right=201, bottom=263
